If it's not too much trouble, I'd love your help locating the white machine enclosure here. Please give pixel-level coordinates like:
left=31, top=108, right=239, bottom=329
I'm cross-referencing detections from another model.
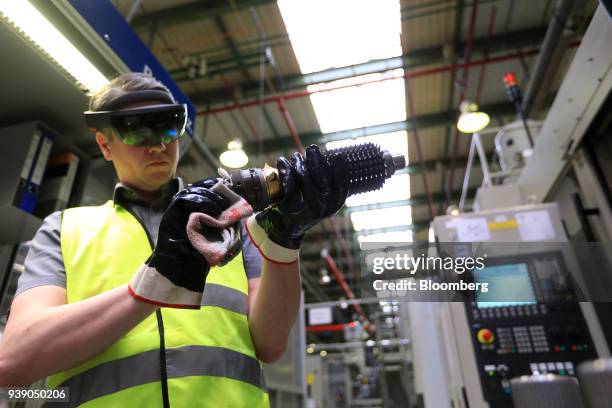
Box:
left=409, top=8, right=612, bottom=406
left=495, top=120, right=543, bottom=173
left=426, top=203, right=609, bottom=407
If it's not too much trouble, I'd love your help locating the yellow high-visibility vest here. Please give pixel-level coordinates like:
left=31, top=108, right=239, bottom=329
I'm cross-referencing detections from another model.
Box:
left=47, top=201, right=269, bottom=407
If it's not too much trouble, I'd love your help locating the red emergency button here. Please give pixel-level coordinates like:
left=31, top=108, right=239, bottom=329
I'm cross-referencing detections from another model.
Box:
left=477, top=328, right=495, bottom=344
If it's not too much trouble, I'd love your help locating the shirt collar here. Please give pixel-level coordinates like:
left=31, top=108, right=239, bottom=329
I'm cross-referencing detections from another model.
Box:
left=113, top=177, right=184, bottom=209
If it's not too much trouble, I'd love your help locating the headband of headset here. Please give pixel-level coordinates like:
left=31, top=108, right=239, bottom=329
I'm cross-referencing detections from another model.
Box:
left=100, top=89, right=175, bottom=111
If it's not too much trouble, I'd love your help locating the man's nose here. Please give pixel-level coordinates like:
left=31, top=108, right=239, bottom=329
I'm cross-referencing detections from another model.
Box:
left=148, top=142, right=167, bottom=153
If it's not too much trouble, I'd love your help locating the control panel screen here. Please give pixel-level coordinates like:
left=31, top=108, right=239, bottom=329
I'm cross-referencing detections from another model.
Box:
left=475, top=263, right=537, bottom=308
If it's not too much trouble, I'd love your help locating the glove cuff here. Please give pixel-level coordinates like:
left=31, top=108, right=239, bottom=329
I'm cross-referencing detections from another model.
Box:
left=129, top=264, right=202, bottom=309
left=245, top=215, right=299, bottom=264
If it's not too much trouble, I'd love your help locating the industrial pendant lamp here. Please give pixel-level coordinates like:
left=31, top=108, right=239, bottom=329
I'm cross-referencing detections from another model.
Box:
left=219, top=139, right=248, bottom=168
left=457, top=100, right=490, bottom=133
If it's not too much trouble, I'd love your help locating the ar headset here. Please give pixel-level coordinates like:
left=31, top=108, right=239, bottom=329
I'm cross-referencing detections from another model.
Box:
left=84, top=90, right=187, bottom=147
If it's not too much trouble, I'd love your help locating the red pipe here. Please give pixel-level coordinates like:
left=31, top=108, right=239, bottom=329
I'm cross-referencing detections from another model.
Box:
left=277, top=97, right=305, bottom=154
left=306, top=321, right=358, bottom=333
left=328, top=217, right=359, bottom=285
left=199, top=47, right=546, bottom=117
left=323, top=253, right=372, bottom=331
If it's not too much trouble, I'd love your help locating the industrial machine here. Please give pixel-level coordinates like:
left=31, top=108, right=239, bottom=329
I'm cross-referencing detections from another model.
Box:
left=432, top=204, right=607, bottom=407
left=415, top=6, right=612, bottom=407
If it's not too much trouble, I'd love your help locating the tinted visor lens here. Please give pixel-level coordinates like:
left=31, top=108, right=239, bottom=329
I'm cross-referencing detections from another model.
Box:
left=110, top=106, right=187, bottom=146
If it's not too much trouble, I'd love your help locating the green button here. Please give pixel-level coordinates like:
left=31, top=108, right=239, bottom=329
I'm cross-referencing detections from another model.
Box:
left=559, top=369, right=567, bottom=375
left=559, top=346, right=566, bottom=352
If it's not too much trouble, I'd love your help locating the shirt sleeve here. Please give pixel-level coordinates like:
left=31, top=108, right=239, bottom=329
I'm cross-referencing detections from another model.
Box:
left=15, top=211, right=67, bottom=296
left=240, top=222, right=262, bottom=280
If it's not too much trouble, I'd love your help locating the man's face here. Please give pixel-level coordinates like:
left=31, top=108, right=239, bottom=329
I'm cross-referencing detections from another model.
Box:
left=95, top=101, right=179, bottom=193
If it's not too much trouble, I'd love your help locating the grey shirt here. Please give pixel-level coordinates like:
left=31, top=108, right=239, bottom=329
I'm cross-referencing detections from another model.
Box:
left=16, top=178, right=262, bottom=296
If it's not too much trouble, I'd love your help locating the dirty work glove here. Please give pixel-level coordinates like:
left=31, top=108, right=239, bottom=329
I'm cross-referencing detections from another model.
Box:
left=185, top=181, right=253, bottom=266
left=129, top=178, right=230, bottom=309
left=245, top=144, right=349, bottom=263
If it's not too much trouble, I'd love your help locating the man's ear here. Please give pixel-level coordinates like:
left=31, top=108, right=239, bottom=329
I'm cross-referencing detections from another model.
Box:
left=95, top=131, right=113, bottom=161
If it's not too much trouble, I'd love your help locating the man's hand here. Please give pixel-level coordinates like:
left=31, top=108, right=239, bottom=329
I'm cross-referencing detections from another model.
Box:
left=129, top=178, right=230, bottom=308
left=246, top=145, right=349, bottom=263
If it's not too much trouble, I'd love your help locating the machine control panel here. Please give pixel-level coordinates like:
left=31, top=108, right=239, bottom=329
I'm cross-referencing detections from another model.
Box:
left=467, top=302, right=596, bottom=404
left=464, top=252, right=598, bottom=406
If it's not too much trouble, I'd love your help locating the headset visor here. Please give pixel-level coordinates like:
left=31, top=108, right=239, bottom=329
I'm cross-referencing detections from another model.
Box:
left=84, top=104, right=187, bottom=146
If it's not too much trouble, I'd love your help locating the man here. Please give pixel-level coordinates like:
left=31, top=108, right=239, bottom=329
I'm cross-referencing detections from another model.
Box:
left=0, top=73, right=348, bottom=407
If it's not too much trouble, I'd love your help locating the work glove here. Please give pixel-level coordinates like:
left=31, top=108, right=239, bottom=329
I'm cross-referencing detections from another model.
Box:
left=129, top=177, right=231, bottom=309
left=245, top=144, right=349, bottom=263
left=185, top=181, right=253, bottom=266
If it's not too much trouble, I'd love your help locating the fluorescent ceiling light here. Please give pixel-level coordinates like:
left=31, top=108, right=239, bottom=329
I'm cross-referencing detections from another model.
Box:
left=358, top=229, right=413, bottom=249
left=308, top=71, right=406, bottom=134
left=345, top=173, right=410, bottom=207
left=358, top=230, right=413, bottom=243
left=277, top=0, right=402, bottom=73
left=350, top=205, right=412, bottom=231
left=0, top=0, right=108, bottom=92
left=278, top=0, right=405, bottom=133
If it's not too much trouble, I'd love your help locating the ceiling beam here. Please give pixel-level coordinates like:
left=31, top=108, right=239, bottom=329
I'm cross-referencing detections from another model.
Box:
left=171, top=54, right=271, bottom=82
left=186, top=26, right=546, bottom=103
left=183, top=33, right=290, bottom=61
left=130, top=0, right=277, bottom=29
left=212, top=16, right=253, bottom=82
left=208, top=101, right=513, bottom=156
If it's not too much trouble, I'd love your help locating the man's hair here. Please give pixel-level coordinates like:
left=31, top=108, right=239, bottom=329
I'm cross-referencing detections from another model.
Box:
left=89, top=72, right=175, bottom=112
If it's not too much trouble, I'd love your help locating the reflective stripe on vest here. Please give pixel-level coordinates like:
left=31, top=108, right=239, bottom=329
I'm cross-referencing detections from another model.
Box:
left=49, top=201, right=268, bottom=407
left=201, top=283, right=248, bottom=315
left=54, top=345, right=264, bottom=407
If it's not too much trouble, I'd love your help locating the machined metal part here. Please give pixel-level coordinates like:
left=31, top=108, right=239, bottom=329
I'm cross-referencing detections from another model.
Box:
left=383, top=151, right=406, bottom=178
left=228, top=144, right=407, bottom=211
left=262, top=163, right=282, bottom=204
left=228, top=167, right=269, bottom=212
